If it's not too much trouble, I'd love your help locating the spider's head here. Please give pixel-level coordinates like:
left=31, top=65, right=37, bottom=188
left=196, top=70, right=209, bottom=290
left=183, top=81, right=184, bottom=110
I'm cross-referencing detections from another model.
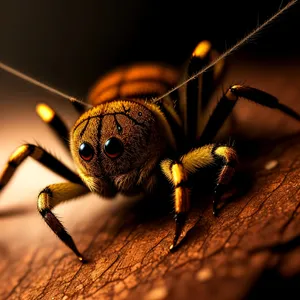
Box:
left=70, top=100, right=170, bottom=197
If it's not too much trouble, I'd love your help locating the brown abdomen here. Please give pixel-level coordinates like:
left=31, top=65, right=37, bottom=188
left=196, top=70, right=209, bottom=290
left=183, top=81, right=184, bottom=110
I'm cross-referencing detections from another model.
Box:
left=88, top=63, right=180, bottom=106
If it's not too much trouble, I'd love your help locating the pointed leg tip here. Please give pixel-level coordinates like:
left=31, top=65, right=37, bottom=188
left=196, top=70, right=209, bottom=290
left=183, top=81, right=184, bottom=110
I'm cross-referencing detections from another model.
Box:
left=77, top=255, right=88, bottom=263
left=170, top=237, right=179, bottom=252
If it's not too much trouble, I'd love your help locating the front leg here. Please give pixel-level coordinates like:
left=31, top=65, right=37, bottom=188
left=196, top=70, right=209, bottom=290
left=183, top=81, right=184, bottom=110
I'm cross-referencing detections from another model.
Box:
left=161, top=160, right=190, bottom=250
left=161, top=144, right=238, bottom=249
left=38, top=182, right=89, bottom=261
left=0, top=144, right=90, bottom=260
left=0, top=144, right=82, bottom=191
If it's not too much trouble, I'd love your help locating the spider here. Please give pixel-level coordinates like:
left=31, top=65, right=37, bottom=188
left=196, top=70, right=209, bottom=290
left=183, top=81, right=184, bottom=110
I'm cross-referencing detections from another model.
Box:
left=0, top=1, right=299, bottom=261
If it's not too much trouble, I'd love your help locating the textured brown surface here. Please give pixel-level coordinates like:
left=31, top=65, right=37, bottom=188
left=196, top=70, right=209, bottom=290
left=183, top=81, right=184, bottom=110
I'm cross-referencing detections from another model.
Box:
left=0, top=54, right=300, bottom=300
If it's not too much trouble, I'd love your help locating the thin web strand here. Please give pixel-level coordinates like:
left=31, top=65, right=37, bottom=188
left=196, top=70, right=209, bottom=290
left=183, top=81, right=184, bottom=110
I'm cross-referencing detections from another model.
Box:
left=154, top=0, right=297, bottom=103
left=0, top=61, right=92, bottom=108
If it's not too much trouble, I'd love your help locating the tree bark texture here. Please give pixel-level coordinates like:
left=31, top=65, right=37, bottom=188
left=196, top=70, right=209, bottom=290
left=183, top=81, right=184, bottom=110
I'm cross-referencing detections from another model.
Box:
left=0, top=54, right=300, bottom=299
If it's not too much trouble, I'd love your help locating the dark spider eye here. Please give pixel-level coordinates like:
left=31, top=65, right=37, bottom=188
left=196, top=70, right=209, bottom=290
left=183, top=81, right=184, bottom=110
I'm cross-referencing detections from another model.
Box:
left=104, top=137, right=124, bottom=159
left=79, top=142, right=94, bottom=161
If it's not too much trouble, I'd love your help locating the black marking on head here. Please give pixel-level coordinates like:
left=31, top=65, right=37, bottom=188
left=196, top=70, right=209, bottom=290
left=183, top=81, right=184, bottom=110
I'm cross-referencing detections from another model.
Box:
left=122, top=104, right=130, bottom=113
left=116, top=112, right=145, bottom=127
left=113, top=115, right=123, bottom=134
left=96, top=117, right=111, bottom=179
left=73, top=110, right=146, bottom=134
left=96, top=118, right=122, bottom=184
left=80, top=117, right=91, bottom=138
left=97, top=117, right=103, bottom=160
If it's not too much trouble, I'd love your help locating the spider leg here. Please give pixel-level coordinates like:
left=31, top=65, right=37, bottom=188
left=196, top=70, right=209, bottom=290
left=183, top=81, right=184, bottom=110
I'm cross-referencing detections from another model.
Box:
left=211, top=145, right=238, bottom=216
left=161, top=160, right=190, bottom=250
left=38, top=182, right=89, bottom=261
left=161, top=144, right=238, bottom=249
left=36, top=103, right=70, bottom=150
left=180, top=40, right=225, bottom=143
left=198, top=84, right=300, bottom=145
left=0, top=144, right=82, bottom=191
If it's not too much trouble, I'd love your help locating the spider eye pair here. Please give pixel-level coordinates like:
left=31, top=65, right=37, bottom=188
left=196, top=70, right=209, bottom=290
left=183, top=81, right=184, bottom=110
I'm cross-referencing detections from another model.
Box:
left=79, top=138, right=124, bottom=161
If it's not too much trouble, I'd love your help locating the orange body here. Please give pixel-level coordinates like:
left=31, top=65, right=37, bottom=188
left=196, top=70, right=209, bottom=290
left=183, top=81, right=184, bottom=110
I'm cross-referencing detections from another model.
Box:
left=88, top=63, right=180, bottom=106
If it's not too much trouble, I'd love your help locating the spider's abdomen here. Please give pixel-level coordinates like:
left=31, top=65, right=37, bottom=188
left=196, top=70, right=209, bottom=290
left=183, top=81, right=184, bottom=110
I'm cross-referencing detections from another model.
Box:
left=88, top=63, right=180, bottom=106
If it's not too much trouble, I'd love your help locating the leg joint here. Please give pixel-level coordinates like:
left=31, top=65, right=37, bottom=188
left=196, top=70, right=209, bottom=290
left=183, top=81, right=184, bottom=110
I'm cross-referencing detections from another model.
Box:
left=212, top=145, right=238, bottom=166
left=38, top=186, right=53, bottom=198
left=37, top=186, right=53, bottom=213
left=8, top=144, right=35, bottom=165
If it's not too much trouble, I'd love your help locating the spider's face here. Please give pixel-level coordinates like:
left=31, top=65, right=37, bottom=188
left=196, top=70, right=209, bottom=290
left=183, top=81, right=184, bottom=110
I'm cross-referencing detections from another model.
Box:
left=70, top=100, right=166, bottom=196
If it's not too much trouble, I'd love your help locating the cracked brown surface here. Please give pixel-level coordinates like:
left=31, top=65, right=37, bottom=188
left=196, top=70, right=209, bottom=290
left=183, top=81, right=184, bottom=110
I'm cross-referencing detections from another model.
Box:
left=0, top=53, right=300, bottom=299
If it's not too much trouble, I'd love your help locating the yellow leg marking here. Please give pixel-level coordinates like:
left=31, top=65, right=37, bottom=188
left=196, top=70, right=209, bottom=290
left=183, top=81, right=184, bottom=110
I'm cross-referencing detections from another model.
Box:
left=37, top=182, right=89, bottom=211
left=214, top=146, right=238, bottom=164
left=9, top=144, right=32, bottom=164
left=38, top=182, right=89, bottom=261
left=0, top=144, right=81, bottom=191
left=174, top=185, right=190, bottom=213
left=0, top=144, right=34, bottom=187
left=8, top=144, right=43, bottom=165
left=171, top=163, right=190, bottom=213
left=192, top=40, right=212, bottom=59
left=160, top=159, right=173, bottom=183
left=163, top=162, right=190, bottom=251
left=224, top=85, right=242, bottom=102
left=160, top=144, right=238, bottom=249
left=36, top=103, right=55, bottom=123
left=180, top=144, right=215, bottom=174
left=171, top=163, right=186, bottom=186
left=192, top=40, right=225, bottom=80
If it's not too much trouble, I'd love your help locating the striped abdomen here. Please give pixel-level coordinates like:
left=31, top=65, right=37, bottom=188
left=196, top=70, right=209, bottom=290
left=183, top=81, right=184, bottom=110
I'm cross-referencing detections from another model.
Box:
left=88, top=63, right=180, bottom=106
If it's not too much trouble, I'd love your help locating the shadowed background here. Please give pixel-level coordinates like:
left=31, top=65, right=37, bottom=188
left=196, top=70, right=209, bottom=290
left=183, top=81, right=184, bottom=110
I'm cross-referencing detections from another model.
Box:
left=0, top=0, right=300, bottom=97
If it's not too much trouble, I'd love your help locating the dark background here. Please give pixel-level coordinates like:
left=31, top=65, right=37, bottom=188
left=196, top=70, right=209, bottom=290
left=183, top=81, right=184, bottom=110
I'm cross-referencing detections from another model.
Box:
left=0, top=0, right=299, bottom=98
